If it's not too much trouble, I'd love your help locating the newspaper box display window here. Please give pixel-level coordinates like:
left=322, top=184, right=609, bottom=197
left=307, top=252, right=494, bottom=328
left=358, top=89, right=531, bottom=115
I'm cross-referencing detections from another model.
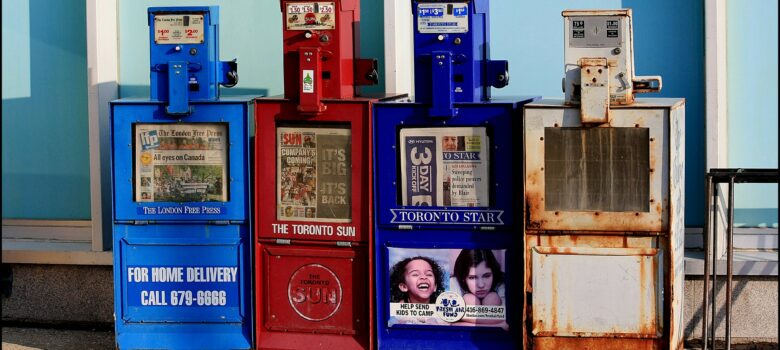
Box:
left=135, top=124, right=229, bottom=203
left=400, top=128, right=490, bottom=208
left=276, top=126, right=352, bottom=222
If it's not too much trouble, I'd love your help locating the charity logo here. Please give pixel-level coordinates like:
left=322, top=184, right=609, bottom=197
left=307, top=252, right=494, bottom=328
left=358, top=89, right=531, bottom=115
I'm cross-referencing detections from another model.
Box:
left=434, top=291, right=466, bottom=323
left=302, top=70, right=314, bottom=93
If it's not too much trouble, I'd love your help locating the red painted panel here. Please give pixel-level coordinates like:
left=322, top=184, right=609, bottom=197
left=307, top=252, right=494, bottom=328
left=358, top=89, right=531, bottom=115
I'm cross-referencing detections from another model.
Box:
left=256, top=243, right=370, bottom=349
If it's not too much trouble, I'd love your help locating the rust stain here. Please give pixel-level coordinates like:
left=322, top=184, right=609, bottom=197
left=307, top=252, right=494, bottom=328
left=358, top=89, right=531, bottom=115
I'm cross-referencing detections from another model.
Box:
left=550, top=264, right=558, bottom=332
left=639, top=256, right=647, bottom=335
left=544, top=247, right=573, bottom=254
left=624, top=93, right=636, bottom=105
left=533, top=336, right=660, bottom=350
left=525, top=237, right=535, bottom=293
left=536, top=246, right=657, bottom=256
left=659, top=237, right=672, bottom=346
left=534, top=331, right=660, bottom=339
left=527, top=170, right=540, bottom=186
left=545, top=234, right=655, bottom=249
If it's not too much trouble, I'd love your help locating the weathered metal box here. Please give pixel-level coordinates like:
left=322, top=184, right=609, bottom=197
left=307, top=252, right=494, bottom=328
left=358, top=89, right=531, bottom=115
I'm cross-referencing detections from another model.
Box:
left=522, top=98, right=685, bottom=350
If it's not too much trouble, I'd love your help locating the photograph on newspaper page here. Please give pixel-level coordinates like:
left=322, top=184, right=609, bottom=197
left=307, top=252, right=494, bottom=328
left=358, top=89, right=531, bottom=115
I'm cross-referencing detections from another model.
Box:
left=399, top=127, right=490, bottom=207
left=387, top=247, right=508, bottom=329
left=134, top=123, right=228, bottom=202
left=277, top=126, right=352, bottom=222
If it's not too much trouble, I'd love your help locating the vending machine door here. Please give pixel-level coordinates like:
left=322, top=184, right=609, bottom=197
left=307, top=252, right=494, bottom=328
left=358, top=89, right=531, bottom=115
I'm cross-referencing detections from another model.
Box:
left=524, top=99, right=685, bottom=233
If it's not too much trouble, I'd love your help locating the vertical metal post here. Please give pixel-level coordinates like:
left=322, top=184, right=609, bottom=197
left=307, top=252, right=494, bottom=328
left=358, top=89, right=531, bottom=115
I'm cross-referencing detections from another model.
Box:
left=702, top=175, right=713, bottom=350
left=711, top=183, right=719, bottom=345
left=725, top=176, right=735, bottom=350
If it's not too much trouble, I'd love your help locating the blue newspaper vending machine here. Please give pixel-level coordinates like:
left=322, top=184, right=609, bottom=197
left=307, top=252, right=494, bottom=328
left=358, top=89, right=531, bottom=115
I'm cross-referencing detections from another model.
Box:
left=373, top=1, right=537, bottom=348
left=110, top=7, right=253, bottom=349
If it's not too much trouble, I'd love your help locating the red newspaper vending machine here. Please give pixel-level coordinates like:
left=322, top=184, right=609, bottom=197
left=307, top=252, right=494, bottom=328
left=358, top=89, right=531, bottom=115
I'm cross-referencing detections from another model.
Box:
left=255, top=1, right=397, bottom=349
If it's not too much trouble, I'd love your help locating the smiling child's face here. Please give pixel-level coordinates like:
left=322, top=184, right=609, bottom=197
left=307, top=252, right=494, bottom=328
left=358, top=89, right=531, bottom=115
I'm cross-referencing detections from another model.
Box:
left=399, top=259, right=436, bottom=303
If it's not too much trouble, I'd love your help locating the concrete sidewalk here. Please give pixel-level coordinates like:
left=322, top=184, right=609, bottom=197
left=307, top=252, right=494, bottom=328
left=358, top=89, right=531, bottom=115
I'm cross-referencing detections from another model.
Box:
left=2, top=326, right=777, bottom=350
left=2, top=327, right=114, bottom=350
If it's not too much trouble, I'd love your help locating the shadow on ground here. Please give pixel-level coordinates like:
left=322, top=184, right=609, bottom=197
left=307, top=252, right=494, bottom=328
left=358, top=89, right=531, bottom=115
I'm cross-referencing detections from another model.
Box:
left=2, top=327, right=114, bottom=350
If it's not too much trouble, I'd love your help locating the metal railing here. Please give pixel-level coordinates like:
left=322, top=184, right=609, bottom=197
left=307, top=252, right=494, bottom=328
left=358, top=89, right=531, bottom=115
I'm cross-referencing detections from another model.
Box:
left=701, top=168, right=779, bottom=350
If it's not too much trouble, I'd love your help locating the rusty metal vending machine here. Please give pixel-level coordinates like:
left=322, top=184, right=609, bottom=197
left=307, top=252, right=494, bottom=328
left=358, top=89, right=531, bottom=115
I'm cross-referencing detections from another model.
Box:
left=522, top=9, right=685, bottom=350
left=111, top=7, right=253, bottom=349
left=373, top=1, right=537, bottom=349
left=254, top=1, right=396, bottom=349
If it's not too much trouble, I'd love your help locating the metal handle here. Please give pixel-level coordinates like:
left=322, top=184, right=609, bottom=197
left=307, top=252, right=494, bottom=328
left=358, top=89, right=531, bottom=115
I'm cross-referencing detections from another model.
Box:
left=633, top=75, right=662, bottom=93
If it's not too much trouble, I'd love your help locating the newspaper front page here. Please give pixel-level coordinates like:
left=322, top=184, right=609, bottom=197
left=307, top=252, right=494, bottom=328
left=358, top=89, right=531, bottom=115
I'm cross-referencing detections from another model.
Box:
left=277, top=127, right=352, bottom=222
left=400, top=127, right=489, bottom=207
left=135, top=123, right=228, bottom=202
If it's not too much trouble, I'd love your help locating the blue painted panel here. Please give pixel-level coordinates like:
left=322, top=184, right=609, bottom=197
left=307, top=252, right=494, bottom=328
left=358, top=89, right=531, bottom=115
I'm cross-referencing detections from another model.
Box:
left=727, top=0, right=778, bottom=228
left=624, top=0, right=706, bottom=227
left=112, top=223, right=251, bottom=348
left=113, top=224, right=252, bottom=349
left=1, top=0, right=90, bottom=219
left=119, top=235, right=245, bottom=322
left=111, top=100, right=251, bottom=222
left=116, top=323, right=251, bottom=350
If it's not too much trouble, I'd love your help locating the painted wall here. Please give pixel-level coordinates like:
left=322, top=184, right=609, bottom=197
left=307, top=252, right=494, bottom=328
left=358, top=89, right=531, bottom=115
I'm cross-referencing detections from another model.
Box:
left=1, top=0, right=91, bottom=220
left=491, top=0, right=707, bottom=227
left=118, top=0, right=385, bottom=98
left=727, top=0, right=778, bottom=228
left=3, top=1, right=773, bottom=228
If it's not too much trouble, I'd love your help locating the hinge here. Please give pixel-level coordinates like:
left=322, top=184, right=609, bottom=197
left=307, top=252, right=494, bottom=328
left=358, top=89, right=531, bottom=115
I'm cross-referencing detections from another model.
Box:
left=210, top=220, right=230, bottom=225
left=398, top=225, right=413, bottom=230
left=133, top=220, right=149, bottom=226
left=479, top=226, right=496, bottom=231
left=336, top=241, right=352, bottom=247
left=275, top=239, right=291, bottom=245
